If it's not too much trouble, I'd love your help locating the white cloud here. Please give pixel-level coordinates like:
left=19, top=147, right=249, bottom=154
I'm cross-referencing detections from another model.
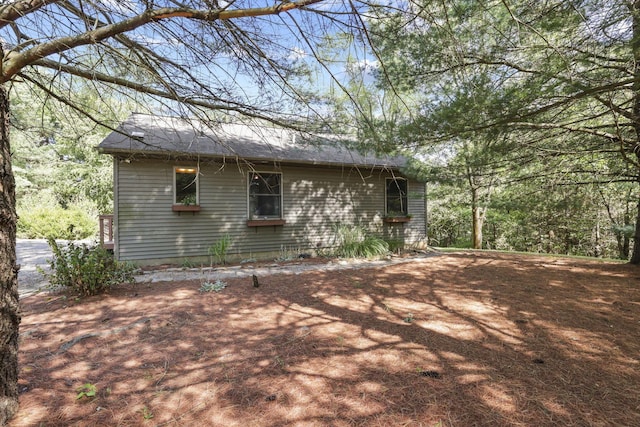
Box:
left=288, top=46, right=307, bottom=61
left=348, top=58, right=379, bottom=75
left=96, top=0, right=139, bottom=15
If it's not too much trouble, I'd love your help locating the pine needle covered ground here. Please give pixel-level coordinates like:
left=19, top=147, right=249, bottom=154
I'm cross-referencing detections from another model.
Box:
left=14, top=252, right=640, bottom=426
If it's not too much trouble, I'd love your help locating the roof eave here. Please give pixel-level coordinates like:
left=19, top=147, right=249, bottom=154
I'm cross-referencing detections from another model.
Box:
left=98, top=147, right=405, bottom=170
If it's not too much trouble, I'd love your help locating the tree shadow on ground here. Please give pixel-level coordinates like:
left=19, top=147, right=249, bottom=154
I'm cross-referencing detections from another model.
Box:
left=13, top=252, right=640, bottom=426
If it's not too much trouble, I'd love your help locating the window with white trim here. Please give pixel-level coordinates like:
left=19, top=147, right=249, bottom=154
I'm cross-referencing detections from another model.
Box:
left=386, top=178, right=408, bottom=216
left=248, top=172, right=282, bottom=219
left=174, top=166, right=199, bottom=205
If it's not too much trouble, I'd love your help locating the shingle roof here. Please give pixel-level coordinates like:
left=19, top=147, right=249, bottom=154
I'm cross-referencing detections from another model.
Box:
left=98, top=113, right=407, bottom=169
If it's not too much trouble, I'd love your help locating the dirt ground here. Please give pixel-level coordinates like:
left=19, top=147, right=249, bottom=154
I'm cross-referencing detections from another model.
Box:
left=12, top=251, right=640, bottom=426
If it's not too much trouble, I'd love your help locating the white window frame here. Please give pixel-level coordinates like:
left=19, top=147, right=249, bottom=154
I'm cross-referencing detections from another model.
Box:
left=385, top=177, right=408, bottom=216
left=247, top=171, right=283, bottom=220
left=174, top=166, right=199, bottom=205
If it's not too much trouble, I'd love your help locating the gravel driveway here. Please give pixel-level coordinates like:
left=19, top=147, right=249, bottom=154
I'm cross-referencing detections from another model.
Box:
left=17, top=239, right=53, bottom=298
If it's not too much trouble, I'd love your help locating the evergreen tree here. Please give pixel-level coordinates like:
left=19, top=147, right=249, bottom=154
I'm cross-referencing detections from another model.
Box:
left=369, top=0, right=640, bottom=261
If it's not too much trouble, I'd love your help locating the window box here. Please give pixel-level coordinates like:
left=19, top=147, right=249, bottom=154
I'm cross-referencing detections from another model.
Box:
left=384, top=216, right=411, bottom=223
left=172, top=204, right=201, bottom=212
left=246, top=219, right=286, bottom=227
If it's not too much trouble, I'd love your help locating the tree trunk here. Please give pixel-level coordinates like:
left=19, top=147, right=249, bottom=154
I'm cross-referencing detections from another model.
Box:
left=594, top=219, right=602, bottom=258
left=0, top=83, right=20, bottom=425
left=622, top=226, right=630, bottom=260
left=618, top=195, right=631, bottom=260
left=630, top=0, right=640, bottom=264
left=630, top=194, right=640, bottom=264
left=471, top=188, right=483, bottom=249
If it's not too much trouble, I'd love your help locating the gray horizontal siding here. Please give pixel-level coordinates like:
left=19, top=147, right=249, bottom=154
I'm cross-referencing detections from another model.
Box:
left=283, top=166, right=383, bottom=249
left=406, top=180, right=427, bottom=243
left=114, top=159, right=426, bottom=263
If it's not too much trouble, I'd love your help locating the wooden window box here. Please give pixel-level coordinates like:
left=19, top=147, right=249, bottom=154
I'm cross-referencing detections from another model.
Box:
left=384, top=216, right=411, bottom=224
left=172, top=204, right=201, bottom=212
left=246, top=219, right=286, bottom=227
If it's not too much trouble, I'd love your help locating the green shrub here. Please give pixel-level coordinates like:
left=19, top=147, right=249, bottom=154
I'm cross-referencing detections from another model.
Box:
left=385, top=238, right=405, bottom=253
left=18, top=205, right=97, bottom=240
left=76, top=383, right=98, bottom=400
left=333, top=224, right=389, bottom=259
left=200, top=279, right=227, bottom=293
left=181, top=258, right=198, bottom=269
left=43, top=238, right=136, bottom=296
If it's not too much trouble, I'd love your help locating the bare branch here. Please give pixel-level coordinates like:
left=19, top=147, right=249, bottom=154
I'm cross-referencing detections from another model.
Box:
left=18, top=71, right=120, bottom=133
left=0, top=0, right=57, bottom=30
left=1, top=0, right=324, bottom=82
left=29, top=57, right=306, bottom=129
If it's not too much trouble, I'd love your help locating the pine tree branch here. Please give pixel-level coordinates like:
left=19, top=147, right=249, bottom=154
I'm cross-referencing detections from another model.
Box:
left=0, top=0, right=57, bottom=30
left=28, top=58, right=303, bottom=129
left=1, top=0, right=324, bottom=82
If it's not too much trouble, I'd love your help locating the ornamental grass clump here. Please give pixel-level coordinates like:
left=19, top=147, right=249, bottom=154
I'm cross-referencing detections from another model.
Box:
left=208, top=234, right=232, bottom=266
left=333, top=224, right=389, bottom=259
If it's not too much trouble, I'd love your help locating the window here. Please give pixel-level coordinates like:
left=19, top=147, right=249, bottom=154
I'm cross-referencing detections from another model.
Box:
left=249, top=172, right=282, bottom=219
left=386, top=178, right=408, bottom=216
left=174, top=167, right=199, bottom=205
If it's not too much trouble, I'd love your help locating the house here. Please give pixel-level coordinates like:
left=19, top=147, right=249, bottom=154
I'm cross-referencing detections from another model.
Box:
left=97, top=113, right=426, bottom=265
